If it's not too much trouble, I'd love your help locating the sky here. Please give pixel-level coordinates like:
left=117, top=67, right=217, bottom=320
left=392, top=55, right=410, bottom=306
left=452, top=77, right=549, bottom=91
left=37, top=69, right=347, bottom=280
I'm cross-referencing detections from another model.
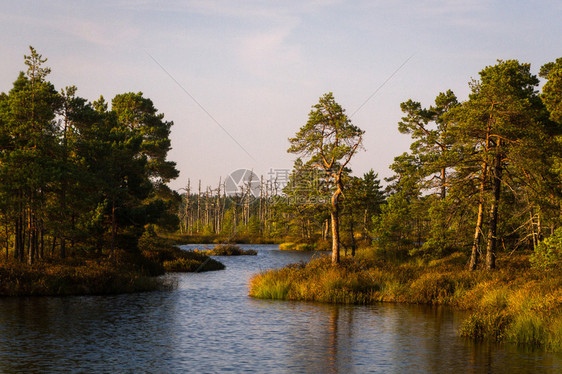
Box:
left=1, top=0, right=561, bottom=192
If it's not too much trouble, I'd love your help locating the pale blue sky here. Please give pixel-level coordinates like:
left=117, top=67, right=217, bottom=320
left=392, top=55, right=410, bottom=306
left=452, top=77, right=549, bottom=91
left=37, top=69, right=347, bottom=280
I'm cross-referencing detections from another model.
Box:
left=1, top=0, right=560, bottom=190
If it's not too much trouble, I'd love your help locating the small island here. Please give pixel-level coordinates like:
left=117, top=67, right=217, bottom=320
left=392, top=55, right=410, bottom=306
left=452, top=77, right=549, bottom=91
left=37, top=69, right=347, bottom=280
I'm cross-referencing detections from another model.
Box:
left=195, top=243, right=258, bottom=256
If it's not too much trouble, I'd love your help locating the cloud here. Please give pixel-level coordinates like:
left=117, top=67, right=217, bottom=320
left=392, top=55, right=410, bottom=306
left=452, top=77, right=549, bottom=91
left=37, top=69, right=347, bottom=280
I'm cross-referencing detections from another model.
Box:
left=352, top=0, right=491, bottom=29
left=0, top=8, right=140, bottom=47
left=236, top=23, right=304, bottom=79
left=114, top=0, right=343, bottom=21
left=61, top=18, right=140, bottom=47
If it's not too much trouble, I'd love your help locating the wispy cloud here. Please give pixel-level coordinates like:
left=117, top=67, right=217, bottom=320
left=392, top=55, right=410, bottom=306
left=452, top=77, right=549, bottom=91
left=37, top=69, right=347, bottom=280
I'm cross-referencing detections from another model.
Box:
left=0, top=9, right=140, bottom=47
left=236, top=23, right=304, bottom=79
left=114, top=0, right=342, bottom=19
left=354, top=0, right=491, bottom=28
left=63, top=18, right=140, bottom=47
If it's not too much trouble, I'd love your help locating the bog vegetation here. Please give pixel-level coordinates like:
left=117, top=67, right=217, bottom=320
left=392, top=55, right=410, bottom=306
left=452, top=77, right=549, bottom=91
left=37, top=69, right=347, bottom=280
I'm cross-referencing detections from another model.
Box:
left=246, top=58, right=562, bottom=351
left=195, top=243, right=258, bottom=256
left=179, top=58, right=562, bottom=271
left=2, top=47, right=561, bottom=350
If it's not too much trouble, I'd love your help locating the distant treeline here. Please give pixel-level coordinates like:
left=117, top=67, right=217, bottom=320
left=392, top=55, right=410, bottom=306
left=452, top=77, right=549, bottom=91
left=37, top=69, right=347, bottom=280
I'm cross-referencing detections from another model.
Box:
left=177, top=166, right=384, bottom=250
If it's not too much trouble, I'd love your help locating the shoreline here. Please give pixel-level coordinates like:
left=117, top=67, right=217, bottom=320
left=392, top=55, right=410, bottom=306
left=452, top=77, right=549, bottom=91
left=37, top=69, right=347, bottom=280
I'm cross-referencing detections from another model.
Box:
left=0, top=236, right=225, bottom=297
left=248, top=251, right=562, bottom=352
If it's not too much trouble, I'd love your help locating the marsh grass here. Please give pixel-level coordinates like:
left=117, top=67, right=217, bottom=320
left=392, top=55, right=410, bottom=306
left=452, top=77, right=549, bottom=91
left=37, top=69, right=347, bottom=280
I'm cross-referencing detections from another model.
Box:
left=279, top=241, right=329, bottom=251
left=0, top=257, right=164, bottom=296
left=0, top=235, right=225, bottom=296
left=249, top=250, right=562, bottom=351
left=140, top=234, right=225, bottom=272
left=196, top=243, right=257, bottom=256
left=279, top=242, right=296, bottom=251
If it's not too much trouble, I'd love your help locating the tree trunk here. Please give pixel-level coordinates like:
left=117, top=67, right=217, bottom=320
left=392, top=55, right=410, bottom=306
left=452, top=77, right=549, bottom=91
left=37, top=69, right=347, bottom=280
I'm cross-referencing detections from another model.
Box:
left=323, top=218, right=329, bottom=241
left=4, top=222, right=8, bottom=259
left=330, top=209, right=340, bottom=264
left=51, top=237, right=57, bottom=257
left=331, top=184, right=342, bottom=264
left=111, top=199, right=116, bottom=252
left=486, top=147, right=502, bottom=270
left=363, top=208, right=368, bottom=240
left=14, top=217, right=20, bottom=260
left=469, top=161, right=488, bottom=271
left=197, top=180, right=201, bottom=233
left=349, top=209, right=356, bottom=257
left=39, top=224, right=44, bottom=260
left=27, top=209, right=33, bottom=265
left=60, top=238, right=66, bottom=259
left=440, top=167, right=447, bottom=199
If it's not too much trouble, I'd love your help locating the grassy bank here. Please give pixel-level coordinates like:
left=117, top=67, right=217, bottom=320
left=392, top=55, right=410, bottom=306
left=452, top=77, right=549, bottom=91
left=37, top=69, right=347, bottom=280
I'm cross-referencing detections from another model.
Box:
left=139, top=234, right=225, bottom=273
left=279, top=241, right=330, bottom=251
left=0, top=235, right=224, bottom=296
left=195, top=244, right=257, bottom=256
left=163, top=233, right=279, bottom=245
left=249, top=251, right=562, bottom=352
left=0, top=255, right=166, bottom=296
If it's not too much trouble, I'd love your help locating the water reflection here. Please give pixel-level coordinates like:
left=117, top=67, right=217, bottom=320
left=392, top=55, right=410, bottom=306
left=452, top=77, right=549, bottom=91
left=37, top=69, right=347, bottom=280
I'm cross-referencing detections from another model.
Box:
left=0, top=245, right=561, bottom=373
left=253, top=300, right=562, bottom=374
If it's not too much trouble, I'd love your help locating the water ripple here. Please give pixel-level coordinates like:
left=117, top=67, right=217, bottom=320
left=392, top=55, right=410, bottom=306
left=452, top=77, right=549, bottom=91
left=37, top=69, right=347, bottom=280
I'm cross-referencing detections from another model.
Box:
left=0, top=245, right=560, bottom=373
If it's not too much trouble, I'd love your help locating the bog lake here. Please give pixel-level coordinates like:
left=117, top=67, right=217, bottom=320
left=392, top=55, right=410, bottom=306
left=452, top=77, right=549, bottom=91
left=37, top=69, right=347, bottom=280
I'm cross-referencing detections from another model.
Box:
left=1, top=244, right=561, bottom=373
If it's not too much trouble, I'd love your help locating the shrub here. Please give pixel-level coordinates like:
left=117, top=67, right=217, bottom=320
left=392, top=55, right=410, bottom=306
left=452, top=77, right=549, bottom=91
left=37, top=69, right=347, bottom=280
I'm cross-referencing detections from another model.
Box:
left=531, top=228, right=562, bottom=269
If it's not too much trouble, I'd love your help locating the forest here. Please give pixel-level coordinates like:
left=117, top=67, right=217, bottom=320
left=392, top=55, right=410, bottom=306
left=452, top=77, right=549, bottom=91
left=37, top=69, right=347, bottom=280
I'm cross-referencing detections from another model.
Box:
left=0, top=46, right=182, bottom=260
left=179, top=58, right=562, bottom=272
left=1, top=47, right=562, bottom=348
left=0, top=47, right=224, bottom=295
left=244, top=58, right=562, bottom=351
left=6, top=48, right=561, bottom=274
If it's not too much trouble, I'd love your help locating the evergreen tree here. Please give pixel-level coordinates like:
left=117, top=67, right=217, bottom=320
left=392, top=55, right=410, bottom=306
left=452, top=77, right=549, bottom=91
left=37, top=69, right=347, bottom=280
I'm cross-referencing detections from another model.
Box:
left=288, top=93, right=364, bottom=263
left=451, top=60, right=555, bottom=269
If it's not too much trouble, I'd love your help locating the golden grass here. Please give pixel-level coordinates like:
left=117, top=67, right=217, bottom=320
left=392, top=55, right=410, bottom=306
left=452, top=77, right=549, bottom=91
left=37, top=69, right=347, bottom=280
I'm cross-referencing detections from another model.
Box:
left=0, top=257, right=163, bottom=296
left=249, top=250, right=562, bottom=351
left=195, top=244, right=257, bottom=256
left=0, top=234, right=225, bottom=296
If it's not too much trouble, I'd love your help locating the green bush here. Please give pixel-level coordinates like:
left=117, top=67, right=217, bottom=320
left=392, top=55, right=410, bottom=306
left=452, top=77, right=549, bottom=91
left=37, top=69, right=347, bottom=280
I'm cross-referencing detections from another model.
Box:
left=531, top=228, right=562, bottom=269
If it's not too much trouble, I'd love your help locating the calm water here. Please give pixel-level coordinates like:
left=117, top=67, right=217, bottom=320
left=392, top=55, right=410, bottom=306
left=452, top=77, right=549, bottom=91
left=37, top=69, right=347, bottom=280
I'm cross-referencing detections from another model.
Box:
left=0, top=244, right=561, bottom=373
